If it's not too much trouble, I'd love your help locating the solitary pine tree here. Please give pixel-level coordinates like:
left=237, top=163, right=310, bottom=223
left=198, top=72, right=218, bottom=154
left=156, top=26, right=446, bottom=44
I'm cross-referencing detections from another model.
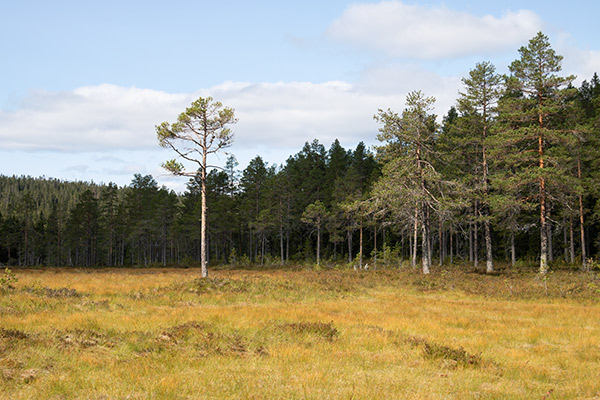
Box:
left=157, top=97, right=237, bottom=277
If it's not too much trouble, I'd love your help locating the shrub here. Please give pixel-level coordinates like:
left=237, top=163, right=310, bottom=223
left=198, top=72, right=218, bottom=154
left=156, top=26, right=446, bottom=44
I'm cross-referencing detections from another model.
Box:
left=0, top=268, right=18, bottom=291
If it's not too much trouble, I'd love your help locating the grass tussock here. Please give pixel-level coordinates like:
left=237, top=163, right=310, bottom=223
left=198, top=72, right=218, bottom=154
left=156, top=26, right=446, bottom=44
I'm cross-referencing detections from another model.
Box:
left=58, top=328, right=117, bottom=349
left=0, top=265, right=599, bottom=399
left=157, top=321, right=259, bottom=357
left=403, top=335, right=482, bottom=368
left=22, top=283, right=82, bottom=298
left=279, top=321, right=339, bottom=342
left=0, top=328, right=29, bottom=340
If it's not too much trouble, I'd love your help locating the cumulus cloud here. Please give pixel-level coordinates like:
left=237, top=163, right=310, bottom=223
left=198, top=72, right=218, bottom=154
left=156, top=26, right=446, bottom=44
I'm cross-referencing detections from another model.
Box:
left=0, top=69, right=465, bottom=172
left=327, top=1, right=543, bottom=59
left=0, top=81, right=423, bottom=154
left=0, top=75, right=462, bottom=192
left=555, top=33, right=600, bottom=84
left=574, top=50, right=600, bottom=81
left=212, top=81, right=402, bottom=149
left=356, top=64, right=461, bottom=114
left=0, top=85, right=193, bottom=151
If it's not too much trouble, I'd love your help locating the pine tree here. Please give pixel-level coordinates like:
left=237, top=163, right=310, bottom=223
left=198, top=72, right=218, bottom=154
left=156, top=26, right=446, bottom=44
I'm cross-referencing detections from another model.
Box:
left=240, top=156, right=270, bottom=262
left=495, top=32, right=576, bottom=274
left=67, top=189, right=100, bottom=266
left=301, top=200, right=328, bottom=265
left=157, top=97, right=237, bottom=277
left=457, top=61, right=502, bottom=273
left=374, top=90, right=440, bottom=274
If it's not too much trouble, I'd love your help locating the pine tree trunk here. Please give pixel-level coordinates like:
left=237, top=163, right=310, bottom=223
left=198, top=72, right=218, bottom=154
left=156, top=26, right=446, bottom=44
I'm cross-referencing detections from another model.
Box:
left=317, top=226, right=321, bottom=266
left=58, top=226, right=62, bottom=267
left=348, top=228, right=353, bottom=265
left=373, top=224, right=377, bottom=269
left=482, top=120, right=493, bottom=274
left=421, top=204, right=430, bottom=274
left=280, top=223, right=284, bottom=265
left=279, top=197, right=284, bottom=264
left=511, top=231, right=516, bottom=268
left=468, top=221, right=473, bottom=263
left=539, top=182, right=548, bottom=275
left=547, top=209, right=553, bottom=263
left=287, top=197, right=291, bottom=263
left=484, top=219, right=493, bottom=273
left=450, top=226, right=453, bottom=264
left=438, top=218, right=443, bottom=266
left=200, top=151, right=208, bottom=278
left=24, top=225, right=28, bottom=266
left=569, top=215, right=575, bottom=264
left=428, top=209, right=432, bottom=266
left=359, top=214, right=363, bottom=270
left=333, top=242, right=337, bottom=261
left=578, top=156, right=587, bottom=269
left=162, top=225, right=167, bottom=267
left=286, top=228, right=290, bottom=263
left=474, top=201, right=479, bottom=269
left=456, top=229, right=460, bottom=261
left=538, top=100, right=548, bottom=275
left=412, top=205, right=418, bottom=268
left=562, top=218, right=568, bottom=263
left=408, top=232, right=412, bottom=266
left=261, top=234, right=265, bottom=266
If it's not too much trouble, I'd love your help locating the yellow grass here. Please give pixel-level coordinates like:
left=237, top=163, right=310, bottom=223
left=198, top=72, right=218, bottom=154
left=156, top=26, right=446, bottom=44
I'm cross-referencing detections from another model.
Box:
left=1, top=267, right=599, bottom=399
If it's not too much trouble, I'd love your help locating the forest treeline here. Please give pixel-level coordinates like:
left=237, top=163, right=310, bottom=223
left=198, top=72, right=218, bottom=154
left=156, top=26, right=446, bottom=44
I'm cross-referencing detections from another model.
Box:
left=1, top=32, right=599, bottom=272
left=0, top=142, right=377, bottom=268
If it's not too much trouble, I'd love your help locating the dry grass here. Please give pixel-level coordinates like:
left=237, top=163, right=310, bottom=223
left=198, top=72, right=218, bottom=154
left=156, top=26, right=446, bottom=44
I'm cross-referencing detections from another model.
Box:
left=0, top=265, right=599, bottom=399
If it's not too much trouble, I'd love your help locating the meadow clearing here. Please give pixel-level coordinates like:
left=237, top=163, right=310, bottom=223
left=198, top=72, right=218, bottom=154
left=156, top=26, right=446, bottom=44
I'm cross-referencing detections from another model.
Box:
left=0, top=265, right=599, bottom=399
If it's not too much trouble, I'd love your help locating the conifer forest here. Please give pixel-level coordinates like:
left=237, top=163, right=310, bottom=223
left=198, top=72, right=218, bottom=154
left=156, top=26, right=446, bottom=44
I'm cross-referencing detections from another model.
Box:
left=2, top=33, right=600, bottom=274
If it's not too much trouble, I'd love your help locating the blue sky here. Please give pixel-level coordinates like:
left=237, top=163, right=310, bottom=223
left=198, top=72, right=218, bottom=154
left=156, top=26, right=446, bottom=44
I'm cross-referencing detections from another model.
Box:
left=1, top=0, right=599, bottom=192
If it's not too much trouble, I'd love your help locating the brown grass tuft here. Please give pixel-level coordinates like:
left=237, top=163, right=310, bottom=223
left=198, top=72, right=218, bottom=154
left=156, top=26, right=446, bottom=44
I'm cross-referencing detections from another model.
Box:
left=279, top=321, right=340, bottom=342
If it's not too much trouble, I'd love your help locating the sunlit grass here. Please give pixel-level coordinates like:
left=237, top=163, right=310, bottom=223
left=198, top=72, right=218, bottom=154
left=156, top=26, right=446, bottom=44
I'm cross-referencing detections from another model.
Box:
left=1, top=266, right=599, bottom=399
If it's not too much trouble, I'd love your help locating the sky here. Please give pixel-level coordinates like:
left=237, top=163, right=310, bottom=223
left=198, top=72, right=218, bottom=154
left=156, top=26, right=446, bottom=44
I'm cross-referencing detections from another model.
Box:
left=1, top=0, right=599, bottom=192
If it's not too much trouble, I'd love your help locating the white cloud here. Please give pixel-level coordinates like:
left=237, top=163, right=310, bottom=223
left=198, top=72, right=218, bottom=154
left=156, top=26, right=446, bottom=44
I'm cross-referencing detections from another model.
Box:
left=327, top=1, right=543, bottom=59
left=0, top=85, right=193, bottom=151
left=0, top=73, right=463, bottom=190
left=555, top=33, right=600, bottom=84
left=0, top=81, right=410, bottom=154
left=212, top=81, right=394, bottom=149
left=575, top=50, right=600, bottom=81
left=356, top=64, right=461, bottom=115
left=0, top=76, right=465, bottom=193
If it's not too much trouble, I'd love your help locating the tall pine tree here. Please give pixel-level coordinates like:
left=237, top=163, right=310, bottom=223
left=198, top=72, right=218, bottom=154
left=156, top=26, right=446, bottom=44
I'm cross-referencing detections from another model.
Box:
left=495, top=32, right=576, bottom=274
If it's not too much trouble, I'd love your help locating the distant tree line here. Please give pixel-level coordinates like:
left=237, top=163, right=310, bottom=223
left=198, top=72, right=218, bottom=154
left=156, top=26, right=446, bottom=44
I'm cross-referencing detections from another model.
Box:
left=0, top=141, right=377, bottom=268
left=1, top=32, right=599, bottom=273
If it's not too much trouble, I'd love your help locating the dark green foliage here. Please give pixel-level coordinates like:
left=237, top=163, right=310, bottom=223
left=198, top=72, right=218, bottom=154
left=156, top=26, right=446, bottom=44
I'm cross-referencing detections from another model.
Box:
left=0, top=138, right=383, bottom=268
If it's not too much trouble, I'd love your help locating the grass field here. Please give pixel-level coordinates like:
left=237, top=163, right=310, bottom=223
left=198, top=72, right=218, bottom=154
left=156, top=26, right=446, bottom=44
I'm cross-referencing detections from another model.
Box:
left=1, top=265, right=599, bottom=399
